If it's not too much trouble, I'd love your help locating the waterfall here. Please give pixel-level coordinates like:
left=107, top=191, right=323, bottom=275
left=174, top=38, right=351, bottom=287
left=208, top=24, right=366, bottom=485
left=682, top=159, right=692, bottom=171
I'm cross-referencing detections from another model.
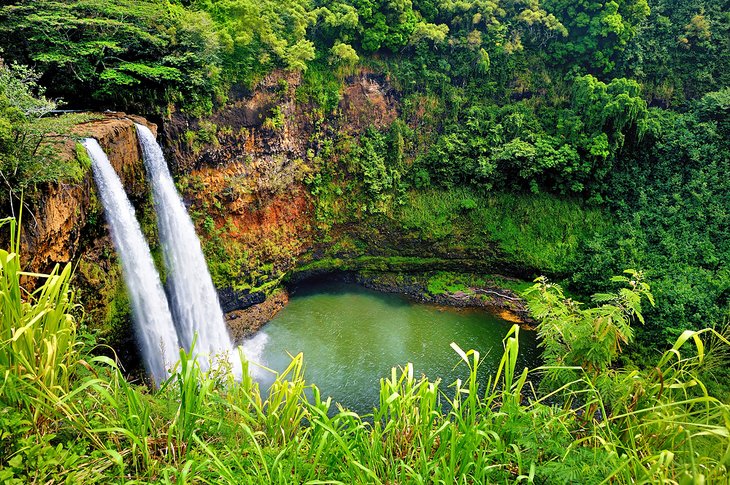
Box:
left=83, top=139, right=180, bottom=385
left=135, top=124, right=240, bottom=374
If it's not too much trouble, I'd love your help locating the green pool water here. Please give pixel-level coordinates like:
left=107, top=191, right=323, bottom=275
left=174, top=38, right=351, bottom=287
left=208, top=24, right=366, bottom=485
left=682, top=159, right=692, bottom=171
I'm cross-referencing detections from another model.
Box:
left=246, top=281, right=539, bottom=414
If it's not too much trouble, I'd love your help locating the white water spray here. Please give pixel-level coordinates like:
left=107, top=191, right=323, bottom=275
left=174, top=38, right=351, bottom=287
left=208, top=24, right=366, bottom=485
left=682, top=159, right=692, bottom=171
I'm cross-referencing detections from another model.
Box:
left=135, top=124, right=242, bottom=374
left=83, top=139, right=179, bottom=384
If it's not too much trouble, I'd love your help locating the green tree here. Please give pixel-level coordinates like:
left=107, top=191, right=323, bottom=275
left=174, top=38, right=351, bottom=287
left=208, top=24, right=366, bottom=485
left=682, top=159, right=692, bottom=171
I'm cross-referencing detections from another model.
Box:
left=557, top=74, right=648, bottom=187
left=573, top=103, right=730, bottom=346
left=620, top=0, right=730, bottom=105
left=314, top=3, right=360, bottom=44
left=330, top=41, right=360, bottom=66
left=349, top=127, right=407, bottom=213
left=0, top=0, right=221, bottom=114
left=542, top=0, right=650, bottom=72
left=353, top=0, right=419, bottom=52
left=526, top=269, right=654, bottom=381
left=194, top=0, right=317, bottom=83
left=0, top=63, right=91, bottom=208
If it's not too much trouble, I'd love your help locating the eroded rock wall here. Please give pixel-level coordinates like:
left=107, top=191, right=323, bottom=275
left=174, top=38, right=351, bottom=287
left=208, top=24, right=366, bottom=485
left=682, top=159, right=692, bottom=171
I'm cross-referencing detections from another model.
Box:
left=17, top=70, right=512, bottom=339
left=160, top=70, right=402, bottom=302
left=23, top=114, right=156, bottom=272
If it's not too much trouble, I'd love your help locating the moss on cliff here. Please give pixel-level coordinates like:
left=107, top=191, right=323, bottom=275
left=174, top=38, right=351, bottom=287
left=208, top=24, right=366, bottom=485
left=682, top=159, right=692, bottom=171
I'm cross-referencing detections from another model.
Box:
left=158, top=69, right=613, bottom=310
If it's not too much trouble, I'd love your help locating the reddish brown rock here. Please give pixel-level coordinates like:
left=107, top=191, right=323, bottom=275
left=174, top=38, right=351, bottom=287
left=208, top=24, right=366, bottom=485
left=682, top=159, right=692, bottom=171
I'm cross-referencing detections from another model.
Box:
left=340, top=71, right=399, bottom=133
left=22, top=113, right=156, bottom=273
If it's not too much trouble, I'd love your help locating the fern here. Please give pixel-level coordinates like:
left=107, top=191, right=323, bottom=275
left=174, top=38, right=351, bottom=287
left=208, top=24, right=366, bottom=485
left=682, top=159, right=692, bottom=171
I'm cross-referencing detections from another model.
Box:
left=524, top=270, right=654, bottom=381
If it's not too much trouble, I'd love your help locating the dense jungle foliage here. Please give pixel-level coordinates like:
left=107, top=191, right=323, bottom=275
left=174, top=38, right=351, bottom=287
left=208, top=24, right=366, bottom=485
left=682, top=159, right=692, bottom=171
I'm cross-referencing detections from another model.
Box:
left=0, top=0, right=729, bottom=482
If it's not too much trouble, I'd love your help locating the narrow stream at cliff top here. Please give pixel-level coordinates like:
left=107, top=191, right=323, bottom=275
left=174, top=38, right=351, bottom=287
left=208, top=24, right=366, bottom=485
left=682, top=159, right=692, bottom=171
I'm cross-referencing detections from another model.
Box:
left=248, top=281, right=539, bottom=415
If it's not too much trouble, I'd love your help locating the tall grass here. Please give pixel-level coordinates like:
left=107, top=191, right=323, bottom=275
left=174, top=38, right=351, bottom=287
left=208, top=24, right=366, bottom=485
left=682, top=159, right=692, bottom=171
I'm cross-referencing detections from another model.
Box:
left=0, top=216, right=81, bottom=427
left=599, top=328, right=730, bottom=482
left=0, top=217, right=728, bottom=483
left=3, top=323, right=728, bottom=483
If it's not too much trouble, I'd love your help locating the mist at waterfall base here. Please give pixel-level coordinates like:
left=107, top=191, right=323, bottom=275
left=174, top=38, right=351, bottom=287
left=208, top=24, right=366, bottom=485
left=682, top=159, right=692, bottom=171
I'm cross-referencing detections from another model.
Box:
left=83, top=139, right=179, bottom=384
left=135, top=124, right=249, bottom=376
left=251, top=281, right=539, bottom=415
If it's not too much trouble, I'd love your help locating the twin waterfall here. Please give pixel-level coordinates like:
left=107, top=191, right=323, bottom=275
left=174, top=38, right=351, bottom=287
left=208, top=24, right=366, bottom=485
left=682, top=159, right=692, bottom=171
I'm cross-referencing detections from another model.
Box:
left=84, top=126, right=242, bottom=384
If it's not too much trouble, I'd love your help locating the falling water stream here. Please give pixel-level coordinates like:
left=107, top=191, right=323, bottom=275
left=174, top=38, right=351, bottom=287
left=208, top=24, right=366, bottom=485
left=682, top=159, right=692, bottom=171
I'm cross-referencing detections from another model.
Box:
left=135, top=124, right=242, bottom=374
left=83, top=139, right=179, bottom=384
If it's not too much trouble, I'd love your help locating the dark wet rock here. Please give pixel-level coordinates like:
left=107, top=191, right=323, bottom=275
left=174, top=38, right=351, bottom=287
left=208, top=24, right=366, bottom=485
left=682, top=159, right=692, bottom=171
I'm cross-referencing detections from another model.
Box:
left=218, top=287, right=266, bottom=313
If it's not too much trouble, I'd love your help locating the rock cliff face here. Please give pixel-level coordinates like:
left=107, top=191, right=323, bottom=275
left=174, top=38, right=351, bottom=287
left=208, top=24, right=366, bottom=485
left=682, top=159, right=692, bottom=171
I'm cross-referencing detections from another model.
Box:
left=158, top=70, right=403, bottom=301
left=23, top=114, right=156, bottom=272
left=149, top=69, right=529, bottom=335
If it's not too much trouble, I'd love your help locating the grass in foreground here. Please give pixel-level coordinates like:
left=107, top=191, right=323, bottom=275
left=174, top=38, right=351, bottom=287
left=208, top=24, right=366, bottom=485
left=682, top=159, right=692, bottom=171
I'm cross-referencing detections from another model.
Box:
left=1, top=217, right=728, bottom=483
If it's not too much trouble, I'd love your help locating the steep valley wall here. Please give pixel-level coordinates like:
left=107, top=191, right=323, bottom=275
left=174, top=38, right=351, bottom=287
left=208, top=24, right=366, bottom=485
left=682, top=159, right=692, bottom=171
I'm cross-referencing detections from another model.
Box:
left=18, top=70, right=525, bottom=344
left=24, top=114, right=155, bottom=271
